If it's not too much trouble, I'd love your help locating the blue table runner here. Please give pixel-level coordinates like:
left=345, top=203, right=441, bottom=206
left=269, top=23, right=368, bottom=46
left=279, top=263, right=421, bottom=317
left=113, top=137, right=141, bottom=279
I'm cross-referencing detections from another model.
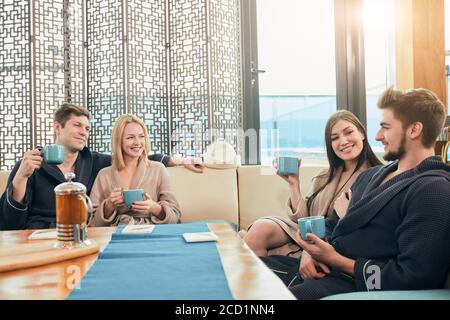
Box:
left=68, top=223, right=233, bottom=300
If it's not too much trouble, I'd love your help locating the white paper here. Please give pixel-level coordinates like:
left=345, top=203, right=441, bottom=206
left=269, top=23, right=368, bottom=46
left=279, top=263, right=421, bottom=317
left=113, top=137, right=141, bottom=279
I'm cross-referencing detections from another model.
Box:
left=28, top=229, right=57, bottom=240
left=122, top=224, right=155, bottom=234
left=183, top=231, right=218, bottom=243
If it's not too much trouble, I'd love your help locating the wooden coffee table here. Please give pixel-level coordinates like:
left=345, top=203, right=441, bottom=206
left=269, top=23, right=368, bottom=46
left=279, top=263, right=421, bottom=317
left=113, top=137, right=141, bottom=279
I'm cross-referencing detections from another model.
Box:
left=0, top=223, right=295, bottom=300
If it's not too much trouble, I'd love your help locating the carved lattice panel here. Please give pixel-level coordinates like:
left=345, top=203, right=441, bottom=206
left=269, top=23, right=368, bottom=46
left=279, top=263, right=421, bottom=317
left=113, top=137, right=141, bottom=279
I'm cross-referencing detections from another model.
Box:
left=209, top=0, right=243, bottom=155
left=0, top=0, right=32, bottom=170
left=86, top=0, right=125, bottom=153
left=33, top=0, right=84, bottom=148
left=0, top=0, right=243, bottom=169
left=33, top=0, right=65, bottom=148
left=128, top=0, right=170, bottom=155
left=168, top=0, right=210, bottom=158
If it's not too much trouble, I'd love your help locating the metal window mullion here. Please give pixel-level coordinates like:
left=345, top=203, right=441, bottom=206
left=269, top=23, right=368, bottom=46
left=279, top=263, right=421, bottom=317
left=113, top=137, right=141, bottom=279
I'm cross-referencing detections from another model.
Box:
left=334, top=0, right=367, bottom=127
left=240, top=0, right=260, bottom=165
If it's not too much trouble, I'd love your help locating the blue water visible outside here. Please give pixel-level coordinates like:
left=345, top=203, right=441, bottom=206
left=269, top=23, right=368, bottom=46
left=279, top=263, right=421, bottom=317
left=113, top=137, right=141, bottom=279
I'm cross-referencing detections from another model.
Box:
left=260, top=95, right=383, bottom=164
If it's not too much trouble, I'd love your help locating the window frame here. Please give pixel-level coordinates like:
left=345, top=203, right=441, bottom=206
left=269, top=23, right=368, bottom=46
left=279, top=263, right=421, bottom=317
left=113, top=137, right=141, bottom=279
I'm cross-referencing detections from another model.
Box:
left=240, top=0, right=368, bottom=165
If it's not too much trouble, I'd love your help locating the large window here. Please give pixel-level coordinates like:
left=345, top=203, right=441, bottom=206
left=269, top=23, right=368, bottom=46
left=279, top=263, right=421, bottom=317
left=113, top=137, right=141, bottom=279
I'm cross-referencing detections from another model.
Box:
left=256, top=0, right=337, bottom=165
left=244, top=0, right=398, bottom=165
left=363, top=0, right=396, bottom=154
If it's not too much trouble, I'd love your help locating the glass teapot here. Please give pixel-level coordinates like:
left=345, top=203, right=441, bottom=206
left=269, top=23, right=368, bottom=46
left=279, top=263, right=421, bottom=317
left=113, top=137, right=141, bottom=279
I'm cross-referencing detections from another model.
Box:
left=54, top=172, right=92, bottom=248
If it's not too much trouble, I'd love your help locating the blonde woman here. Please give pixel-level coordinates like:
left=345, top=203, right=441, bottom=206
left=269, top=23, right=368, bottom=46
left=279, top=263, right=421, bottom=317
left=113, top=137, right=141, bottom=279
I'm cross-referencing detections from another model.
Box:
left=90, top=115, right=181, bottom=226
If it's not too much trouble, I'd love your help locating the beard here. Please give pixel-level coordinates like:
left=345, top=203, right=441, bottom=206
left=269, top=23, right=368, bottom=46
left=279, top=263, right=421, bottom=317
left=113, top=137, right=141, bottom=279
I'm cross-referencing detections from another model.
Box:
left=383, top=133, right=406, bottom=161
left=65, top=139, right=86, bottom=153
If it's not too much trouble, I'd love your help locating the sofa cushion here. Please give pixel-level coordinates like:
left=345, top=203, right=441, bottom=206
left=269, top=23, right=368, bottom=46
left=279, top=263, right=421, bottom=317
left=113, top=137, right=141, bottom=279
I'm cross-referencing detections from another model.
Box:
left=0, top=168, right=239, bottom=226
left=0, top=171, right=10, bottom=196
left=186, top=219, right=237, bottom=231
left=237, top=165, right=326, bottom=230
left=167, top=167, right=239, bottom=226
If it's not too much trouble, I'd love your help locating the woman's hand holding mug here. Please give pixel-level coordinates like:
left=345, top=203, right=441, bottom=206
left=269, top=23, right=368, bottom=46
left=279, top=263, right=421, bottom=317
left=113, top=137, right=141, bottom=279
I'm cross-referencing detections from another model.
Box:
left=274, top=157, right=302, bottom=186
left=108, top=187, right=125, bottom=209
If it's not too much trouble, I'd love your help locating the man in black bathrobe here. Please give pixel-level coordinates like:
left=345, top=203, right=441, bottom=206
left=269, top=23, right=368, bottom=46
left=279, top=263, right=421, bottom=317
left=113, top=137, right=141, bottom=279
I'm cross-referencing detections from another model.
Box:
left=262, top=87, right=450, bottom=300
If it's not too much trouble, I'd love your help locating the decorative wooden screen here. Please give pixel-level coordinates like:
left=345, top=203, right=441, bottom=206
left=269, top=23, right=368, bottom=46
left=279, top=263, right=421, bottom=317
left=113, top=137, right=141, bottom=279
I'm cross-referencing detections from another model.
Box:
left=0, top=0, right=84, bottom=170
left=209, top=0, right=243, bottom=156
left=168, top=0, right=210, bottom=158
left=0, top=0, right=32, bottom=170
left=33, top=0, right=85, bottom=148
left=127, top=0, right=170, bottom=155
left=168, top=0, right=242, bottom=158
left=0, top=0, right=242, bottom=170
left=86, top=0, right=126, bottom=153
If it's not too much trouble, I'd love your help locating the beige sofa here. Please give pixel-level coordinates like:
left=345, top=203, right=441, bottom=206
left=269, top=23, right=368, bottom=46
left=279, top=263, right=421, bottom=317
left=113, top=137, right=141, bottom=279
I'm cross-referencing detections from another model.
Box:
left=0, top=171, right=9, bottom=200
left=0, top=165, right=326, bottom=230
left=167, top=165, right=325, bottom=229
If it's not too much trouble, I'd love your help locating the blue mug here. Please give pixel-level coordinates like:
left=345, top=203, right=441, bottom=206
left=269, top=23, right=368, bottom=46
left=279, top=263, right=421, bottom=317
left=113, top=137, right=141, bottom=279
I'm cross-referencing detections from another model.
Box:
left=39, top=145, right=64, bottom=165
left=276, top=156, right=299, bottom=176
left=298, top=216, right=325, bottom=241
left=123, top=189, right=144, bottom=208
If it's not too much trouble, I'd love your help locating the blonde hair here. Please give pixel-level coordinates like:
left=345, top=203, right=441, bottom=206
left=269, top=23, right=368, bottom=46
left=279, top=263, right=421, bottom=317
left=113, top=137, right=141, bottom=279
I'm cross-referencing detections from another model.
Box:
left=111, top=114, right=150, bottom=170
